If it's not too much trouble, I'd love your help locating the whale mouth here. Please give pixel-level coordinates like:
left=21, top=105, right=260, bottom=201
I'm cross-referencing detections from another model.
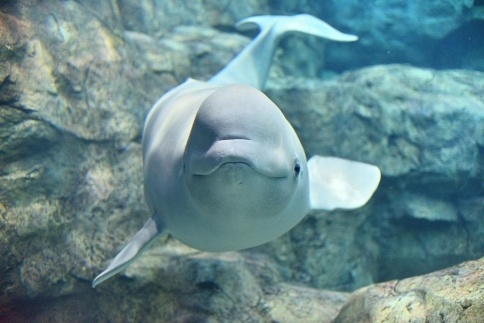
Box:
left=185, top=161, right=295, bottom=225
left=185, top=138, right=290, bottom=178
left=190, top=152, right=277, bottom=178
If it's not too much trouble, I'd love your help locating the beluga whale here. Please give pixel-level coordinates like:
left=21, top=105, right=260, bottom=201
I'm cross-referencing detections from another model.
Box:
left=92, top=14, right=381, bottom=287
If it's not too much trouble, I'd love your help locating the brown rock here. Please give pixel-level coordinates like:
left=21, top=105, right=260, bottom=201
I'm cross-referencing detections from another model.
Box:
left=335, top=257, right=484, bottom=322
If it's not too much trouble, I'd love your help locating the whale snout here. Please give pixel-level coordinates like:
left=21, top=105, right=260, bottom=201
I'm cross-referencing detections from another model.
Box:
left=203, top=162, right=257, bottom=187
left=184, top=138, right=292, bottom=178
left=185, top=160, right=295, bottom=223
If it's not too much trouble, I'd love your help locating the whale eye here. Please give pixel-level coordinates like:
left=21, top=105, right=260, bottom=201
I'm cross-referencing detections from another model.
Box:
left=294, top=162, right=301, bottom=177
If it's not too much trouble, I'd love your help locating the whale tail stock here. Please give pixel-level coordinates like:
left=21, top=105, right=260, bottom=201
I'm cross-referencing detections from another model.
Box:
left=209, top=14, right=358, bottom=89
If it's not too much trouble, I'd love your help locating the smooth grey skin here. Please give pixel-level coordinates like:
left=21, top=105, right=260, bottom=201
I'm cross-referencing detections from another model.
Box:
left=92, top=14, right=380, bottom=288
left=209, top=14, right=358, bottom=89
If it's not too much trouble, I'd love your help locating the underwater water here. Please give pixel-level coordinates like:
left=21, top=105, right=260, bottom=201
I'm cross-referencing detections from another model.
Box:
left=0, top=1, right=483, bottom=322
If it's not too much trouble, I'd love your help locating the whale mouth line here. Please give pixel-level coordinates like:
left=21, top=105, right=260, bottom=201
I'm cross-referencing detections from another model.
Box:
left=219, top=136, right=251, bottom=141
left=193, top=159, right=287, bottom=179
left=186, top=138, right=290, bottom=178
left=193, top=160, right=257, bottom=176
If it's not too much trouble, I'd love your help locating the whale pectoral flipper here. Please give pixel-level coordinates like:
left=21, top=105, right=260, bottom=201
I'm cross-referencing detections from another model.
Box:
left=308, top=156, right=381, bottom=211
left=92, top=216, right=165, bottom=288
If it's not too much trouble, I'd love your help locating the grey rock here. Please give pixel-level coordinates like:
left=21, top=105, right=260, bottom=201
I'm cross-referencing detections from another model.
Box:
left=124, top=25, right=249, bottom=82
left=0, top=107, right=60, bottom=162
left=457, top=197, right=484, bottom=255
left=251, top=206, right=379, bottom=292
left=263, top=65, right=483, bottom=288
left=0, top=0, right=159, bottom=302
left=2, top=244, right=349, bottom=322
left=119, top=0, right=269, bottom=35
left=89, top=0, right=269, bottom=35
left=83, top=1, right=484, bottom=74
left=0, top=1, right=349, bottom=321
left=78, top=0, right=484, bottom=77
left=267, top=65, right=484, bottom=184
left=334, top=257, right=484, bottom=323
left=0, top=1, right=162, bottom=142
left=394, top=192, right=459, bottom=222
left=1, top=1, right=483, bottom=322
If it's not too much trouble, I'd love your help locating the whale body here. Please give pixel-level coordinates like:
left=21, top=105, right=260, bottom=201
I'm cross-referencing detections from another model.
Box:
left=92, top=14, right=380, bottom=288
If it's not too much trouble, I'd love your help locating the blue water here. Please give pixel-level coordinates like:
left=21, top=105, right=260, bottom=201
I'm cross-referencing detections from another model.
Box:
left=0, top=1, right=483, bottom=322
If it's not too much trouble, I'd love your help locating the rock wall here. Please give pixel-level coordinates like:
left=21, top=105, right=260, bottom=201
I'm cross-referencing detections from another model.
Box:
left=0, top=0, right=483, bottom=322
left=335, top=257, right=484, bottom=322
left=75, top=0, right=484, bottom=76
left=263, top=66, right=484, bottom=289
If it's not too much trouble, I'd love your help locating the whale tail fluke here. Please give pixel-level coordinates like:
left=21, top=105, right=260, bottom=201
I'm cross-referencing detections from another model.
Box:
left=236, top=14, right=358, bottom=42
left=209, top=14, right=358, bottom=89
left=92, top=216, right=166, bottom=288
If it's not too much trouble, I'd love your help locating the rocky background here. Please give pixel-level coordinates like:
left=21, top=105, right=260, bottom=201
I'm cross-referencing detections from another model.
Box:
left=1, top=0, right=483, bottom=322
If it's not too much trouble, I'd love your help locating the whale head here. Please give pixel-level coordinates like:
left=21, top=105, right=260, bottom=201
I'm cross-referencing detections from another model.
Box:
left=182, top=85, right=309, bottom=249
